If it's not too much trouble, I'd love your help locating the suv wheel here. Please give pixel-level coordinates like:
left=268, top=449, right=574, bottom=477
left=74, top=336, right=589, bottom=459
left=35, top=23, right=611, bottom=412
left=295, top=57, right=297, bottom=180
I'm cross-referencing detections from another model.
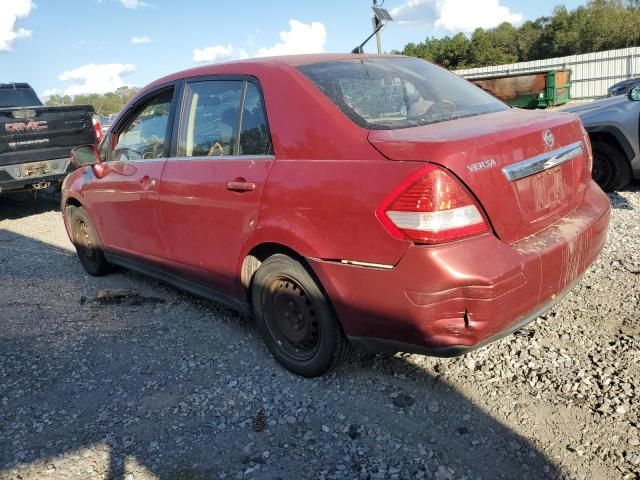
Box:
left=66, top=205, right=111, bottom=276
left=592, top=141, right=632, bottom=192
left=251, top=254, right=350, bottom=377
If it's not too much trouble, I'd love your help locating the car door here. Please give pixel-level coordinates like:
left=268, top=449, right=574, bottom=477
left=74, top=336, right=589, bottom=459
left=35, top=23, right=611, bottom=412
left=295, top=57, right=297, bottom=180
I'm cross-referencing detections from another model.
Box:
left=87, top=86, right=176, bottom=260
left=159, top=78, right=274, bottom=298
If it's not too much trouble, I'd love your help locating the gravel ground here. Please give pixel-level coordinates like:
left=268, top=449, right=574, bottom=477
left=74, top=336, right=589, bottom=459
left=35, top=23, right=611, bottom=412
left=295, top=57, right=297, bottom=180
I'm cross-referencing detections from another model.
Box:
left=0, top=185, right=638, bottom=480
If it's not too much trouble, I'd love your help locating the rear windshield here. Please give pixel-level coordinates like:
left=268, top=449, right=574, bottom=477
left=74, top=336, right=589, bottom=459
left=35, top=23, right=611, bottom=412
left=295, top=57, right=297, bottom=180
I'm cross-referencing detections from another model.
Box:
left=0, top=87, right=42, bottom=108
left=297, top=57, right=508, bottom=130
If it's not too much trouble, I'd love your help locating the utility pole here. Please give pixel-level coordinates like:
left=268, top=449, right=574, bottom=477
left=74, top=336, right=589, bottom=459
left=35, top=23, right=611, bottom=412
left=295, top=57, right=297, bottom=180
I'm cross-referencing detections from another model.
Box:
left=373, top=0, right=383, bottom=54
left=351, top=2, right=392, bottom=54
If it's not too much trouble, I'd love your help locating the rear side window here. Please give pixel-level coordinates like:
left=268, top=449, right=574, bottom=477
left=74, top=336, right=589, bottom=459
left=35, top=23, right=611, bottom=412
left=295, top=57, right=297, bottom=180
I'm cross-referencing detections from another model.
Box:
left=180, top=81, right=242, bottom=157
left=297, top=57, right=508, bottom=130
left=240, top=82, right=271, bottom=155
left=179, top=79, right=271, bottom=157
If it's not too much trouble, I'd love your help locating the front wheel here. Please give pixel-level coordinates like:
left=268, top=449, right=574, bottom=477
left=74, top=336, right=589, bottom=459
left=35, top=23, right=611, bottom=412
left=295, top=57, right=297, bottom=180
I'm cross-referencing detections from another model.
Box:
left=66, top=205, right=111, bottom=276
left=251, top=254, right=350, bottom=377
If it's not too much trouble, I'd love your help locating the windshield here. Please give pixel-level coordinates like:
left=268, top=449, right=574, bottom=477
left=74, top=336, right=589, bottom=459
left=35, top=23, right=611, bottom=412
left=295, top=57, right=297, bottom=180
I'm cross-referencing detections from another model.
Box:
left=0, top=87, right=42, bottom=108
left=297, top=57, right=508, bottom=130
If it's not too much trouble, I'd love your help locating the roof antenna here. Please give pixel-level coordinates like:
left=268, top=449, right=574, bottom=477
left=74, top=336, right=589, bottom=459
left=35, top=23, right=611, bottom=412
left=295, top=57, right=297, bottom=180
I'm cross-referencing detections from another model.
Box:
left=351, top=0, right=393, bottom=54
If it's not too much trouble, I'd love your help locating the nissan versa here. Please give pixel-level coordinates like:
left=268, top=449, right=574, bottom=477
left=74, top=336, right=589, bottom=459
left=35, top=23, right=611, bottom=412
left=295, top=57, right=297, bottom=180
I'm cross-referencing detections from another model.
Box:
left=62, top=54, right=611, bottom=377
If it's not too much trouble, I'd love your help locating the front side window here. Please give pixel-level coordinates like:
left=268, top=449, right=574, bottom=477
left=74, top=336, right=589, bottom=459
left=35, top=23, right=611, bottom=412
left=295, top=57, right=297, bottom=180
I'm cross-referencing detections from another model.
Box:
left=297, top=57, right=509, bottom=130
left=99, top=133, right=112, bottom=162
left=179, top=79, right=271, bottom=157
left=108, top=88, right=173, bottom=162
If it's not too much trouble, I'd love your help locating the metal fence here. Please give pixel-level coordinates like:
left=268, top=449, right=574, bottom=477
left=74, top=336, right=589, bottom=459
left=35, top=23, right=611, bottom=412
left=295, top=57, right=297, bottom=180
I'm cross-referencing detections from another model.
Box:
left=455, top=47, right=640, bottom=100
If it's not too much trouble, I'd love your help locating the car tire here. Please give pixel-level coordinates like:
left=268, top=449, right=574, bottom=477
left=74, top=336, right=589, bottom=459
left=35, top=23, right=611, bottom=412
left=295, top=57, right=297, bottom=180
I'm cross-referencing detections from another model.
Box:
left=591, top=141, right=632, bottom=192
left=66, top=205, right=111, bottom=276
left=251, top=254, right=351, bottom=377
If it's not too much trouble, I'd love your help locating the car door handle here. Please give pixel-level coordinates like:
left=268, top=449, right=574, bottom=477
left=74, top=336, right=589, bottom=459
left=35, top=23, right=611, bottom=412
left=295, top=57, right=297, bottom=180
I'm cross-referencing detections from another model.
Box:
left=140, top=175, right=156, bottom=187
left=227, top=179, right=256, bottom=192
left=139, top=175, right=156, bottom=188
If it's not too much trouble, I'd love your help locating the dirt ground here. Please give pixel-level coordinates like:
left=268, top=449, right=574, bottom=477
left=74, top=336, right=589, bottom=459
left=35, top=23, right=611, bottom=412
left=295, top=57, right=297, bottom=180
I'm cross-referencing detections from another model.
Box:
left=0, top=186, right=639, bottom=480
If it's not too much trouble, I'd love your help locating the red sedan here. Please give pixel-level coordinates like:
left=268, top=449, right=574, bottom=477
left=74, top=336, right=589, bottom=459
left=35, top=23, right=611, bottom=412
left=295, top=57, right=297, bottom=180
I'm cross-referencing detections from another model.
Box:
left=62, top=54, right=610, bottom=377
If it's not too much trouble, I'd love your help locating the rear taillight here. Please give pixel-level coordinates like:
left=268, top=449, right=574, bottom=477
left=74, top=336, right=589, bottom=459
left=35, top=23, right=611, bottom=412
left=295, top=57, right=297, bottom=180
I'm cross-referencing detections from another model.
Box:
left=376, top=164, right=489, bottom=244
left=92, top=114, right=103, bottom=143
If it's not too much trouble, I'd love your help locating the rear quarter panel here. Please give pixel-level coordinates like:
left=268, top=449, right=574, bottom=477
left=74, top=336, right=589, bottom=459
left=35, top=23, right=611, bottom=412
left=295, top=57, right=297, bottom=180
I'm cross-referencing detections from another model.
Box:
left=239, top=64, right=422, bottom=268
left=250, top=159, right=420, bottom=266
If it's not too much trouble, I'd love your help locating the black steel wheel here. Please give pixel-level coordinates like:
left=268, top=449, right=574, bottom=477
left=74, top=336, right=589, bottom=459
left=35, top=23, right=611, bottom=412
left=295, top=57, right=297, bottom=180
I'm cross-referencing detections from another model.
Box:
left=592, top=149, right=613, bottom=191
left=261, top=275, right=321, bottom=361
left=66, top=205, right=111, bottom=276
left=592, top=141, right=632, bottom=192
left=251, top=254, right=350, bottom=377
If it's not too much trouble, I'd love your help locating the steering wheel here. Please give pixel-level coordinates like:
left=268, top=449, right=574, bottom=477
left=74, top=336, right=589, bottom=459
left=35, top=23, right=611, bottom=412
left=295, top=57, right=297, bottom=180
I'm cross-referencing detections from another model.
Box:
left=409, top=99, right=458, bottom=123
left=428, top=99, right=458, bottom=120
left=114, top=147, right=143, bottom=162
left=136, top=135, right=164, bottom=159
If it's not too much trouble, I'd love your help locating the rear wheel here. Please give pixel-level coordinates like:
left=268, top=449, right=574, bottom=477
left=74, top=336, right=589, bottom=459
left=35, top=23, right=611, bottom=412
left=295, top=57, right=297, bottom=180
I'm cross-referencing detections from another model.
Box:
left=592, top=141, right=632, bottom=192
left=251, top=254, right=350, bottom=377
left=66, top=205, right=111, bottom=276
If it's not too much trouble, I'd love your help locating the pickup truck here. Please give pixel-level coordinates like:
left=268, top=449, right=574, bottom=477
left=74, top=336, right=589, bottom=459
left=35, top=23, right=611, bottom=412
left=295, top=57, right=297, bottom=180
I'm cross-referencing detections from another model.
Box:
left=0, top=83, right=100, bottom=195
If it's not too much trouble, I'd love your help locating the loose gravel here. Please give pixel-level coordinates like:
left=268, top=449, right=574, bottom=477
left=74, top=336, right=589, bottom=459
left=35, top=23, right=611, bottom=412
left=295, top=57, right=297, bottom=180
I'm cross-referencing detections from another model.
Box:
left=0, top=185, right=638, bottom=480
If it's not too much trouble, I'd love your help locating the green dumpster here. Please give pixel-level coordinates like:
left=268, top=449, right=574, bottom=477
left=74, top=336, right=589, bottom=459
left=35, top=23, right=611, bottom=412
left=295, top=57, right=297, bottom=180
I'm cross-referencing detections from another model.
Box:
left=467, top=69, right=572, bottom=109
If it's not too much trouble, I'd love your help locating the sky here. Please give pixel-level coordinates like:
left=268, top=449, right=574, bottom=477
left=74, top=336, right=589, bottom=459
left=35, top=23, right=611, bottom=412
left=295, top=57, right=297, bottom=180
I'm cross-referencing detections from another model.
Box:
left=0, top=0, right=587, bottom=99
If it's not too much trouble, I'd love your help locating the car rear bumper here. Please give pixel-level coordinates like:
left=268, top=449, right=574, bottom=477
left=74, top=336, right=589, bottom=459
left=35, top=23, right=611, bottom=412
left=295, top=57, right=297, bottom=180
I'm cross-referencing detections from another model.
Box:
left=0, top=158, right=71, bottom=193
left=0, top=172, right=68, bottom=193
left=308, top=181, right=610, bottom=355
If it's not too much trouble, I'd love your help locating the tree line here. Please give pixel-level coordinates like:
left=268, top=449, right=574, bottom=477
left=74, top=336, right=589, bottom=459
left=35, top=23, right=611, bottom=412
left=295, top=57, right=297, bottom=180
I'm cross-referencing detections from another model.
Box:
left=45, top=86, right=138, bottom=116
left=397, top=0, right=640, bottom=70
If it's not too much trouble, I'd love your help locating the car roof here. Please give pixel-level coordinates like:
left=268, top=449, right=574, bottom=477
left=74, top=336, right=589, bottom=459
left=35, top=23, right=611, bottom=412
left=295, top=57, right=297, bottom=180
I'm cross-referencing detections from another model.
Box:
left=144, top=53, right=405, bottom=92
left=612, top=77, right=640, bottom=87
left=0, top=83, right=31, bottom=89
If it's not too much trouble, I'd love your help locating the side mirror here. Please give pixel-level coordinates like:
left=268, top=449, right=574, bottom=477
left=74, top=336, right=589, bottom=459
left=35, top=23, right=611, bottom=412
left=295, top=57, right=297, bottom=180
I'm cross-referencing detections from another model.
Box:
left=70, top=144, right=102, bottom=168
left=629, top=85, right=640, bottom=102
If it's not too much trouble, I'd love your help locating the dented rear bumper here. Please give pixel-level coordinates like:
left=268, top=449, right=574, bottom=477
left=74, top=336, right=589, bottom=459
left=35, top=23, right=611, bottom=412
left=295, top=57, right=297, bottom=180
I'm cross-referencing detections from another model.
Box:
left=308, top=180, right=610, bottom=355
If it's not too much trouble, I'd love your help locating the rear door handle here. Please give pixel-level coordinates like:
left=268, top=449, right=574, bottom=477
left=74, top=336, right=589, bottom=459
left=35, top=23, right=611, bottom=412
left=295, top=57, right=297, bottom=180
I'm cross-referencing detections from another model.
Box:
left=227, top=179, right=256, bottom=192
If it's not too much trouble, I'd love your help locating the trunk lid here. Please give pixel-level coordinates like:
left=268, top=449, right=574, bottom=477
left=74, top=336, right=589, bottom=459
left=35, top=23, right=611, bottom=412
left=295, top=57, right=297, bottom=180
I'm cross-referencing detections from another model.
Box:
left=368, top=109, right=591, bottom=244
left=0, top=105, right=96, bottom=167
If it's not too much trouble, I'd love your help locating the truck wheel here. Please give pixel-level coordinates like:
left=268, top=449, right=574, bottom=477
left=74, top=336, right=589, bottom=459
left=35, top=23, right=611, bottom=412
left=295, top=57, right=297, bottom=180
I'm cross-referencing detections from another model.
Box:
left=251, top=254, right=351, bottom=377
left=66, top=205, right=111, bottom=276
left=592, top=141, right=632, bottom=192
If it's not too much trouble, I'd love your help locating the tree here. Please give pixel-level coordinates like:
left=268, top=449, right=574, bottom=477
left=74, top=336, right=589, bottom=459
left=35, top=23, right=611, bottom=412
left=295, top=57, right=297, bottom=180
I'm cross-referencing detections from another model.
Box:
left=516, top=21, right=544, bottom=61
left=400, top=0, right=640, bottom=69
left=45, top=88, right=139, bottom=116
left=468, top=27, right=518, bottom=67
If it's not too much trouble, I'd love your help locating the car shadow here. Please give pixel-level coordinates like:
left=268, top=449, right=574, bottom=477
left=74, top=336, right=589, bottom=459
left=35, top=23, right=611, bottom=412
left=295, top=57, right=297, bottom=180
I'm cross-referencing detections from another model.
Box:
left=608, top=179, right=639, bottom=210
left=0, top=190, right=61, bottom=220
left=0, top=229, right=563, bottom=479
